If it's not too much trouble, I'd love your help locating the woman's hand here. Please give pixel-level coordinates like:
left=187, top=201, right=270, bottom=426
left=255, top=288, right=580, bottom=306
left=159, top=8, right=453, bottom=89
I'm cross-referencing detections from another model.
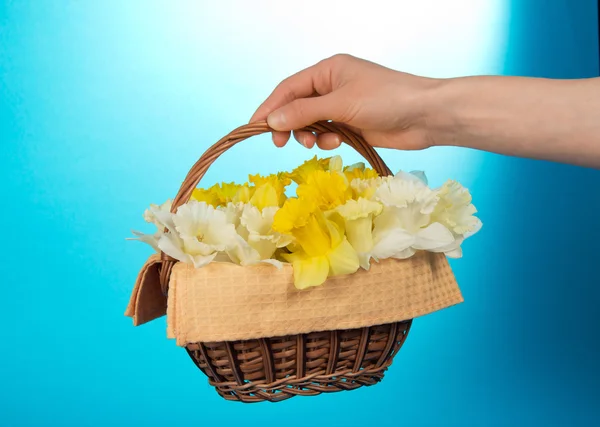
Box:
left=249, top=54, right=442, bottom=151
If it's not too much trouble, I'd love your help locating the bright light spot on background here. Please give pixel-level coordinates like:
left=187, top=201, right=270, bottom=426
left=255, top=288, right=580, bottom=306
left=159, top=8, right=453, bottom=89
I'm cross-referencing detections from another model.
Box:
left=113, top=0, right=508, bottom=191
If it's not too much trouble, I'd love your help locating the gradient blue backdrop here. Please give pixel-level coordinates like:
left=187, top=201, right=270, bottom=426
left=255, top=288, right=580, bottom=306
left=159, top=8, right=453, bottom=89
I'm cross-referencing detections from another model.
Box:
left=1, top=1, right=599, bottom=426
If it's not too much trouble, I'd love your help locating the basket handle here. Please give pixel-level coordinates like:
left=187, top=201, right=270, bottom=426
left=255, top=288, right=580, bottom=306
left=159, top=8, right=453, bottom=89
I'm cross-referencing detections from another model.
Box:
left=159, top=120, right=393, bottom=293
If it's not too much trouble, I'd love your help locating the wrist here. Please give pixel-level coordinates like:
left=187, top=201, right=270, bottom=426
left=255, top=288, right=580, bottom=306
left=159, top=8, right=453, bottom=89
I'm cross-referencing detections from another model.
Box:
left=418, top=76, right=468, bottom=148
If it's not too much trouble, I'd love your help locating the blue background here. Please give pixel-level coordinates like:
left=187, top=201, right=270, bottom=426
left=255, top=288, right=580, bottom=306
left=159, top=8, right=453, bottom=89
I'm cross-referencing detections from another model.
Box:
left=1, top=1, right=599, bottom=426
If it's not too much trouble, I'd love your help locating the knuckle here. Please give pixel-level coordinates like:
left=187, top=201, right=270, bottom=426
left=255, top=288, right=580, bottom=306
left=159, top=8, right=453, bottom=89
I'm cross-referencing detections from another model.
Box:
left=291, top=99, right=307, bottom=119
left=328, top=53, right=352, bottom=65
left=276, top=79, right=296, bottom=102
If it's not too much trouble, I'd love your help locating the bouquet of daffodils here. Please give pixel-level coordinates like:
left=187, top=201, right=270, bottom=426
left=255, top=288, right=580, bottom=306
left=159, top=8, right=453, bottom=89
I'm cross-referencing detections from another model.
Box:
left=130, top=156, right=481, bottom=289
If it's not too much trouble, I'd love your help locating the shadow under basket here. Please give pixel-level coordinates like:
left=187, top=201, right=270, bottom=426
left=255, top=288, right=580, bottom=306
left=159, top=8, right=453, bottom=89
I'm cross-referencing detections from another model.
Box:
left=184, top=321, right=412, bottom=403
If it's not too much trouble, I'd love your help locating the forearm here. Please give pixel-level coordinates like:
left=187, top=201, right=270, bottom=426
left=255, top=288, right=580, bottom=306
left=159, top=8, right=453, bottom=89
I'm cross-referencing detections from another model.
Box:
left=427, top=75, right=600, bottom=168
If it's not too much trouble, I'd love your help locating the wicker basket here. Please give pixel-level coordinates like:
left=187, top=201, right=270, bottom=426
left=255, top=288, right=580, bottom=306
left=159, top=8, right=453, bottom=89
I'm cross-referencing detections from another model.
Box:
left=148, top=121, right=437, bottom=402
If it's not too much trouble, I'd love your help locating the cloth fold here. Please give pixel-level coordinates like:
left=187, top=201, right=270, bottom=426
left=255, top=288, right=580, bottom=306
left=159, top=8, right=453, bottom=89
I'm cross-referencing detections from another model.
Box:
left=124, top=254, right=167, bottom=326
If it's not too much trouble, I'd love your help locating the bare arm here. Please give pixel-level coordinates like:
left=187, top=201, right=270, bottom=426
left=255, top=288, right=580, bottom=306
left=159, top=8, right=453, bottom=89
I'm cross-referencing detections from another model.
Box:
left=250, top=54, right=600, bottom=168
left=431, top=76, right=600, bottom=167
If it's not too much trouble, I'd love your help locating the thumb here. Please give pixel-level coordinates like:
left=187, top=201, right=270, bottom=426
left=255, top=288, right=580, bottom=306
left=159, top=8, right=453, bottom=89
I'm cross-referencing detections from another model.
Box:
left=266, top=94, right=341, bottom=131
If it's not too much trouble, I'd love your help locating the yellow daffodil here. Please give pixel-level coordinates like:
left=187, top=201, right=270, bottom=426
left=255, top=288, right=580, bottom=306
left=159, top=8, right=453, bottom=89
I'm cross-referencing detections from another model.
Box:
left=296, top=170, right=352, bottom=211
left=191, top=182, right=249, bottom=207
left=334, top=198, right=383, bottom=269
left=249, top=172, right=292, bottom=187
left=344, top=164, right=379, bottom=183
left=191, top=187, right=220, bottom=207
left=250, top=183, right=280, bottom=211
left=273, top=198, right=359, bottom=289
left=215, top=182, right=244, bottom=205
left=249, top=173, right=289, bottom=207
left=288, top=155, right=331, bottom=184
left=272, top=197, right=316, bottom=232
left=232, top=183, right=254, bottom=204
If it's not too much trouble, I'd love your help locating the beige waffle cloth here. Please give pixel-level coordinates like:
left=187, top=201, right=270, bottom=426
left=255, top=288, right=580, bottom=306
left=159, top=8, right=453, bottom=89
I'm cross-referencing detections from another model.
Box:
left=125, top=252, right=463, bottom=346
left=125, top=251, right=463, bottom=346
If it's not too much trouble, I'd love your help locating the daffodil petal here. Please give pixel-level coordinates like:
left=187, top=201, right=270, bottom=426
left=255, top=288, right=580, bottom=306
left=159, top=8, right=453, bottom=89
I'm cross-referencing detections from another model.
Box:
left=294, top=215, right=332, bottom=257
left=151, top=206, right=177, bottom=233
left=345, top=216, right=374, bottom=254
left=190, top=252, right=218, bottom=268
left=358, top=252, right=372, bottom=270
left=464, top=217, right=483, bottom=238
left=291, top=255, right=330, bottom=289
left=250, top=183, right=279, bottom=211
left=222, top=202, right=244, bottom=226
left=259, top=258, right=284, bottom=269
left=392, top=247, right=416, bottom=259
left=373, top=206, right=402, bottom=231
left=227, top=234, right=261, bottom=265
left=247, top=236, right=278, bottom=260
left=128, top=230, right=160, bottom=252
left=241, top=204, right=276, bottom=235
left=157, top=233, right=188, bottom=263
left=181, top=235, right=217, bottom=256
left=445, top=247, right=463, bottom=258
left=328, top=155, right=343, bottom=172
left=372, top=228, right=415, bottom=260
left=430, top=234, right=463, bottom=253
left=275, top=233, right=294, bottom=248
left=201, top=224, right=236, bottom=249
left=327, top=238, right=360, bottom=276
left=413, top=222, right=455, bottom=250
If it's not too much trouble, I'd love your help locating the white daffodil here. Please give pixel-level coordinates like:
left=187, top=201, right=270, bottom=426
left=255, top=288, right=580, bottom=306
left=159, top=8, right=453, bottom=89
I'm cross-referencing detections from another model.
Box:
left=367, top=172, right=455, bottom=260
left=429, top=180, right=482, bottom=258
left=128, top=199, right=173, bottom=251
left=225, top=233, right=283, bottom=268
left=243, top=205, right=292, bottom=247
left=156, top=200, right=237, bottom=268
left=225, top=204, right=289, bottom=268
left=374, top=171, right=438, bottom=212
left=143, top=199, right=172, bottom=228
left=128, top=230, right=161, bottom=252
left=350, top=176, right=387, bottom=200
left=350, top=170, right=426, bottom=201
left=334, top=198, right=383, bottom=269
left=371, top=205, right=455, bottom=260
left=221, top=201, right=245, bottom=228
left=432, top=180, right=481, bottom=235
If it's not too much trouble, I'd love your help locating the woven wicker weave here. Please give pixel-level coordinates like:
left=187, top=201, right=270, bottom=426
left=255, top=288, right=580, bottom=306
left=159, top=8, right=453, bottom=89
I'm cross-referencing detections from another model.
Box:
left=186, top=322, right=411, bottom=402
left=159, top=121, right=413, bottom=403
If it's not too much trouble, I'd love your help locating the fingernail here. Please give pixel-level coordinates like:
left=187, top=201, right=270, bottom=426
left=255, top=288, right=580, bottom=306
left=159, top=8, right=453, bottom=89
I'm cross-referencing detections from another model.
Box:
left=267, top=111, right=285, bottom=130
